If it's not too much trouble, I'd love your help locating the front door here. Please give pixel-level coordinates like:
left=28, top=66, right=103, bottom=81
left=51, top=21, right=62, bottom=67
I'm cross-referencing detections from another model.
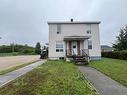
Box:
left=72, top=41, right=77, bottom=55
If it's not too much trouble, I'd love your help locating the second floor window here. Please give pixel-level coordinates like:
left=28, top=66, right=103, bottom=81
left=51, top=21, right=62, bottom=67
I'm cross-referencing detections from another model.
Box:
left=86, top=30, right=91, bottom=34
left=57, top=24, right=61, bottom=34
left=86, top=24, right=91, bottom=34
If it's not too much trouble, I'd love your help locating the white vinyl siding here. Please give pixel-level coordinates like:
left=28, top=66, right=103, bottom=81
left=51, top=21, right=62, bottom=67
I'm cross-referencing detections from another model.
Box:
left=48, top=23, right=101, bottom=60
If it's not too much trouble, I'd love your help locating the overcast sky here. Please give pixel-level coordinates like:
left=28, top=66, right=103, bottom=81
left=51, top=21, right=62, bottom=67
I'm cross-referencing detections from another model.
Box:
left=0, top=0, right=127, bottom=46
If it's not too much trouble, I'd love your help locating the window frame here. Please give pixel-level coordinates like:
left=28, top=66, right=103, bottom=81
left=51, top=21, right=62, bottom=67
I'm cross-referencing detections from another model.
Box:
left=86, top=24, right=91, bottom=34
left=57, top=24, right=61, bottom=34
left=88, top=40, right=92, bottom=49
left=56, top=42, right=64, bottom=52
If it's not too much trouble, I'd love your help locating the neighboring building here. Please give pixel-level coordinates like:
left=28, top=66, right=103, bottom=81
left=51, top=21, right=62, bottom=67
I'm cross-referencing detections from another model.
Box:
left=48, top=20, right=101, bottom=60
left=101, top=45, right=114, bottom=52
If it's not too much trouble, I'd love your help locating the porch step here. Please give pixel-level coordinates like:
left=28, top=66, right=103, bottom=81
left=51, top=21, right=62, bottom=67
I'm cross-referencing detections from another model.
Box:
left=66, top=55, right=84, bottom=58
left=74, top=56, right=85, bottom=59
left=66, top=54, right=89, bottom=65
left=66, top=49, right=89, bottom=65
left=74, top=58, right=87, bottom=62
left=75, top=60, right=87, bottom=62
left=73, top=56, right=88, bottom=65
left=75, top=62, right=88, bottom=65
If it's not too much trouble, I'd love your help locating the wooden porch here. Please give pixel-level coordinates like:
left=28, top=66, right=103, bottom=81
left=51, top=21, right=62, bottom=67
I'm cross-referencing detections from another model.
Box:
left=64, top=36, right=90, bottom=65
left=66, top=49, right=90, bottom=65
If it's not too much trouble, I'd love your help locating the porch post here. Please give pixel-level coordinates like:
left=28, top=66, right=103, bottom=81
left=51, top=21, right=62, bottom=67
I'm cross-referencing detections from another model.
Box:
left=77, top=41, right=80, bottom=55
left=69, top=41, right=71, bottom=55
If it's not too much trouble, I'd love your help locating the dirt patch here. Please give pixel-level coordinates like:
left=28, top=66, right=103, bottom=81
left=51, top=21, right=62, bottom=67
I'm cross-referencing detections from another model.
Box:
left=0, top=55, right=40, bottom=71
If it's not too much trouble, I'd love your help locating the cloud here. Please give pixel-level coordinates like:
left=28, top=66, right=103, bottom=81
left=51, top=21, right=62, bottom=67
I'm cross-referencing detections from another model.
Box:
left=0, top=0, right=127, bottom=46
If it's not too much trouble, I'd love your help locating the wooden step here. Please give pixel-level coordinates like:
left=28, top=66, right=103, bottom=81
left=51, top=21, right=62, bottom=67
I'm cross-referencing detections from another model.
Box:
left=75, top=60, right=87, bottom=62
left=75, top=57, right=86, bottom=60
left=75, top=61, right=88, bottom=65
left=67, top=55, right=84, bottom=58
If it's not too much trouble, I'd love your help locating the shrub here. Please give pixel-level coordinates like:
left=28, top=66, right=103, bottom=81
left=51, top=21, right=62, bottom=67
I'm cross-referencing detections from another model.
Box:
left=101, top=51, right=127, bottom=60
left=12, top=52, right=19, bottom=56
left=19, top=48, right=36, bottom=55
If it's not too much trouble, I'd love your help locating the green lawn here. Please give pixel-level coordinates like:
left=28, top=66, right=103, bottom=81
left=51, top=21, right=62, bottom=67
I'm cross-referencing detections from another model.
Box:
left=0, top=53, right=14, bottom=57
left=0, top=61, right=99, bottom=95
left=90, top=58, right=127, bottom=87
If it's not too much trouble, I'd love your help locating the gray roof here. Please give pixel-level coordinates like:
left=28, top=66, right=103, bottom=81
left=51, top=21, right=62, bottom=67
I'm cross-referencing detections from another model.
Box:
left=101, top=45, right=114, bottom=50
left=48, top=21, right=101, bottom=24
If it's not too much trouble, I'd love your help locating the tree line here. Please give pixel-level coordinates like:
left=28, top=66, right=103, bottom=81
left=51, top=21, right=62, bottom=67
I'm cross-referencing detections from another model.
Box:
left=0, top=42, right=42, bottom=55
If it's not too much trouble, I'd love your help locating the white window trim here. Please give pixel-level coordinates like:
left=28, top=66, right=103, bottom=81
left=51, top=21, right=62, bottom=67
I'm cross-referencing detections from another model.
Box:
left=57, top=24, right=61, bottom=34
left=86, top=24, right=91, bottom=34
left=55, top=41, right=64, bottom=52
left=88, top=40, right=92, bottom=49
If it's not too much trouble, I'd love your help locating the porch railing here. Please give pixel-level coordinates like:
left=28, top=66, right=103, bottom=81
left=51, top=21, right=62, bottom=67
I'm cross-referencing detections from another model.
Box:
left=66, top=49, right=89, bottom=56
left=66, top=49, right=74, bottom=56
left=81, top=49, right=90, bottom=62
left=66, top=49, right=90, bottom=62
left=81, top=49, right=89, bottom=57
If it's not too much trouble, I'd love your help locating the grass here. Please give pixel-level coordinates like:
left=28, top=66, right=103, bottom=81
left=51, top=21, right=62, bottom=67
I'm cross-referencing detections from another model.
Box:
left=0, top=53, right=37, bottom=57
left=0, top=53, right=14, bottom=57
left=0, top=60, right=99, bottom=95
left=0, top=60, right=39, bottom=75
left=89, top=58, right=127, bottom=87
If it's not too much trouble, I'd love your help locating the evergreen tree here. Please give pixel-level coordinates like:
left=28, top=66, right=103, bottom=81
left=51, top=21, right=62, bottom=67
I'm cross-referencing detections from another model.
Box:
left=113, top=25, right=127, bottom=50
left=35, top=42, right=41, bottom=54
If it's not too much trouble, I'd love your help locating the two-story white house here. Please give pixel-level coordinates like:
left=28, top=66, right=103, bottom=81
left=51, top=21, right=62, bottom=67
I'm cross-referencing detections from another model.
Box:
left=48, top=19, right=101, bottom=60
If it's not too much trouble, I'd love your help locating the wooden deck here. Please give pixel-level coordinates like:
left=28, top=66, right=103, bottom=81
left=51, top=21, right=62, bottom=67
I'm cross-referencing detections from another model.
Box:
left=66, top=49, right=90, bottom=65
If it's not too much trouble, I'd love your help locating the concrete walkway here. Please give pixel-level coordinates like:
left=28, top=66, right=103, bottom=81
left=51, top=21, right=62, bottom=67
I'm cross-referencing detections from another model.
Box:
left=0, top=60, right=46, bottom=88
left=78, top=66, right=127, bottom=95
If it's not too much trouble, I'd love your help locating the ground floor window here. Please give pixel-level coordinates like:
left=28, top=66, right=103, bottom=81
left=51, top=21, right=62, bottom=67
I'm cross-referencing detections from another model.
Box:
left=56, top=42, right=64, bottom=52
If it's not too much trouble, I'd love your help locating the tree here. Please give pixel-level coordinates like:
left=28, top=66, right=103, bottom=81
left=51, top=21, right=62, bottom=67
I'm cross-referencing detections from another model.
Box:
left=113, top=25, right=127, bottom=51
left=0, top=44, right=35, bottom=54
left=35, top=42, right=41, bottom=54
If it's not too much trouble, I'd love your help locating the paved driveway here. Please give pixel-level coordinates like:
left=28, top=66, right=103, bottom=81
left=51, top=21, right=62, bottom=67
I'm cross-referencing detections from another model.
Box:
left=0, top=55, right=40, bottom=71
left=78, top=66, right=127, bottom=95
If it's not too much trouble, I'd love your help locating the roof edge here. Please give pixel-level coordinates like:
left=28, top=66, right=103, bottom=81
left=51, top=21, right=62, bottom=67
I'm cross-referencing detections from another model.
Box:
left=47, top=21, right=101, bottom=24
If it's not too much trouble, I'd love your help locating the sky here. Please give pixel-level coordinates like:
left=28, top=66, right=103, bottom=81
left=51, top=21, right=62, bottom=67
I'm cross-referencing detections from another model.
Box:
left=0, top=0, right=127, bottom=47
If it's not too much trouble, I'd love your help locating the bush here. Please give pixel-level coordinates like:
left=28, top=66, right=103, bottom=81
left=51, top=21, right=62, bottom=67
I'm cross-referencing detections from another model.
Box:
left=19, top=48, right=36, bottom=55
left=12, top=52, right=19, bottom=56
left=101, top=51, right=127, bottom=60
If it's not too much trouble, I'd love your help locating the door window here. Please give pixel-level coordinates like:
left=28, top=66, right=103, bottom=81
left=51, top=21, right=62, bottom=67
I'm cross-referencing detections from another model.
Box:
left=72, top=41, right=77, bottom=55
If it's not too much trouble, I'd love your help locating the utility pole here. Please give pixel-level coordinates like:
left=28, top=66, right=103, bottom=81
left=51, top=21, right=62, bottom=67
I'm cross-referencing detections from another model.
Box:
left=12, top=42, right=15, bottom=53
